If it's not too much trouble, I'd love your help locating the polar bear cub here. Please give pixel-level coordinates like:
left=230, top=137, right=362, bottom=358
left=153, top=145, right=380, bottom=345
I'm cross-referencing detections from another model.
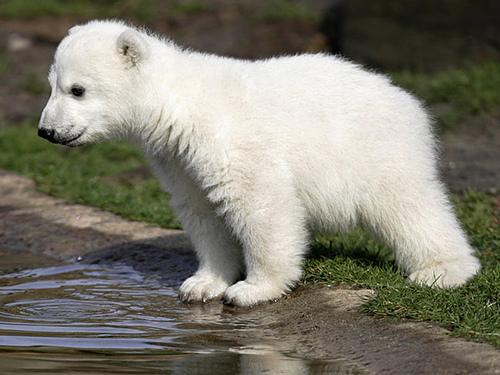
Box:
left=39, top=20, right=480, bottom=306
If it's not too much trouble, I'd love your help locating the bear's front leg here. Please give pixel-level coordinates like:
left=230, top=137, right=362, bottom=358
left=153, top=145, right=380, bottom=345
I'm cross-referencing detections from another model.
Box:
left=177, top=203, right=243, bottom=302
left=163, top=169, right=243, bottom=303
left=219, top=182, right=309, bottom=307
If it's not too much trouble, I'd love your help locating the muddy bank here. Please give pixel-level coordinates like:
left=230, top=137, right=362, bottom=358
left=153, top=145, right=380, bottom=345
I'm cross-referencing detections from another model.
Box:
left=0, top=170, right=498, bottom=374
left=245, top=287, right=500, bottom=374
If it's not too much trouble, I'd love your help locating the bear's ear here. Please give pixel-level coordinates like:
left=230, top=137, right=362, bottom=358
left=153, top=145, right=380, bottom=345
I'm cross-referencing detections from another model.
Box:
left=117, top=29, right=148, bottom=68
left=68, top=25, right=83, bottom=35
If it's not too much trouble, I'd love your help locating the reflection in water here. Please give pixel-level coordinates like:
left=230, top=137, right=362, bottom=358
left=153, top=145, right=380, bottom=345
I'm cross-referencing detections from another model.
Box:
left=0, top=350, right=359, bottom=374
left=0, top=252, right=364, bottom=374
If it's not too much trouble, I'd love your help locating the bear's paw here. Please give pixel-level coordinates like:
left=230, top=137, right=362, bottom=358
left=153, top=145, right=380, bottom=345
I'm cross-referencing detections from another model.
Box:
left=179, top=274, right=230, bottom=303
left=223, top=280, right=286, bottom=307
left=408, top=255, right=481, bottom=288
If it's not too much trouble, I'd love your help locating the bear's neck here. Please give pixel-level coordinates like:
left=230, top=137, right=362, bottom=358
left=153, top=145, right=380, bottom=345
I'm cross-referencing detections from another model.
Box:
left=132, top=42, right=243, bottom=169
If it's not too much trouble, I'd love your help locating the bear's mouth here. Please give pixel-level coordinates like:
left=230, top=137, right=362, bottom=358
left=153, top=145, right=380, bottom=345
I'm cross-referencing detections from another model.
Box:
left=60, top=130, right=85, bottom=146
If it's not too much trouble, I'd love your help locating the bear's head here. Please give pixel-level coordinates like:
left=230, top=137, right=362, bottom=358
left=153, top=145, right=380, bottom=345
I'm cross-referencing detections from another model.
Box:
left=38, top=21, right=151, bottom=147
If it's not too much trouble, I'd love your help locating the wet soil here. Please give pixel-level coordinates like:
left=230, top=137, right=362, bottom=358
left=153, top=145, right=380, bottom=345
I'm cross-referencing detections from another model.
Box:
left=1, top=170, right=499, bottom=374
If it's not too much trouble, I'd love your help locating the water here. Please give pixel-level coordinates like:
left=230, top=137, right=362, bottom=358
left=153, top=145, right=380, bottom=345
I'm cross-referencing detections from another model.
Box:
left=0, top=250, right=360, bottom=374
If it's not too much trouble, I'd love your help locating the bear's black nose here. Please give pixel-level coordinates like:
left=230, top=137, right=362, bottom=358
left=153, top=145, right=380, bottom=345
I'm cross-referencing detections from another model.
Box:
left=38, top=127, right=56, bottom=142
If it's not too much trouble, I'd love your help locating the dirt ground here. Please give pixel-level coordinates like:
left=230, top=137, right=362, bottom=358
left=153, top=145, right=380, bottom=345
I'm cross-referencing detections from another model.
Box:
left=1, top=170, right=499, bottom=374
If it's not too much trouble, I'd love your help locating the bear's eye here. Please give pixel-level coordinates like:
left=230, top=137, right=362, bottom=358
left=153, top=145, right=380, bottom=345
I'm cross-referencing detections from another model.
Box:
left=70, top=85, right=85, bottom=97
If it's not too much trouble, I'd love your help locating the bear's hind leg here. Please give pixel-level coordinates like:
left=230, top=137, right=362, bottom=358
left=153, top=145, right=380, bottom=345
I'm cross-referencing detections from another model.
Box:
left=363, top=180, right=480, bottom=287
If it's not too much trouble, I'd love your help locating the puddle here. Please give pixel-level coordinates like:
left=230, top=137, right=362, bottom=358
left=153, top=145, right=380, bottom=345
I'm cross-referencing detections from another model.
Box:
left=0, top=250, right=363, bottom=374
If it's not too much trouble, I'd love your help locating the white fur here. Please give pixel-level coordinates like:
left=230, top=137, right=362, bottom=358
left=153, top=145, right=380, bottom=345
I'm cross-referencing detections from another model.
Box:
left=39, top=20, right=480, bottom=306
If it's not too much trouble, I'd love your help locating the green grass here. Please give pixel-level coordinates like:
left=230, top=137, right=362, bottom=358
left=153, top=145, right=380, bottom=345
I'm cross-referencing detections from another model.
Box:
left=0, top=124, right=498, bottom=347
left=392, top=62, right=500, bottom=130
left=0, top=123, right=179, bottom=228
left=0, top=53, right=9, bottom=74
left=255, top=0, right=319, bottom=22
left=0, top=0, right=312, bottom=22
left=0, top=0, right=211, bottom=21
left=172, top=1, right=211, bottom=15
left=305, top=192, right=499, bottom=346
left=0, top=0, right=120, bottom=19
left=20, top=72, right=48, bottom=96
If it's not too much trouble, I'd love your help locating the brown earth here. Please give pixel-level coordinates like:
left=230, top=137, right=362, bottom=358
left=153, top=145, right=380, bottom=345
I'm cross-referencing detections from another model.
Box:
left=1, top=170, right=499, bottom=374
